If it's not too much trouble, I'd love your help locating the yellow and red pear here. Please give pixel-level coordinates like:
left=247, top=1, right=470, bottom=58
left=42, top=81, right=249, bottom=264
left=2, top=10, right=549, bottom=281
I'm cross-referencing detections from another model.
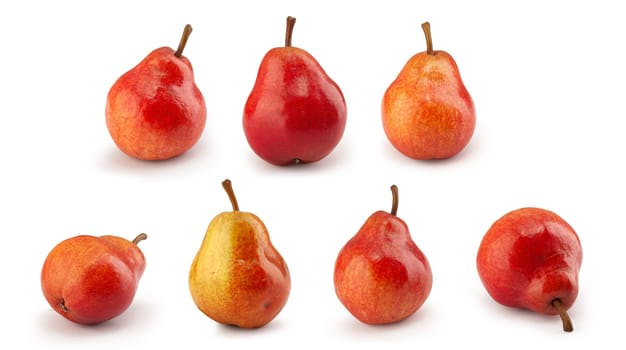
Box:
left=189, top=179, right=290, bottom=328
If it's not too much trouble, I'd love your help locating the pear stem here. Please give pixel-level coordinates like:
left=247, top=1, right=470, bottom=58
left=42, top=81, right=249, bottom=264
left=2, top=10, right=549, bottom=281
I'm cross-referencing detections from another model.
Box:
left=222, top=179, right=240, bottom=211
left=285, top=16, right=296, bottom=47
left=390, top=185, right=399, bottom=216
left=132, top=233, right=148, bottom=245
left=174, top=24, right=193, bottom=58
left=421, top=22, right=434, bottom=55
left=552, top=298, right=574, bottom=332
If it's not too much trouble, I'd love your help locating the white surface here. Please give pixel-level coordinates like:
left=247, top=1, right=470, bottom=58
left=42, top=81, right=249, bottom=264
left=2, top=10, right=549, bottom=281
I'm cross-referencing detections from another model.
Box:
left=1, top=0, right=623, bottom=348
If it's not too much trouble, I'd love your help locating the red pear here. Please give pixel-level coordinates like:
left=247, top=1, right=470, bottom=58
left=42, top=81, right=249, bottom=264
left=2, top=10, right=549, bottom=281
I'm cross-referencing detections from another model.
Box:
left=41, top=233, right=147, bottom=325
left=243, top=16, right=347, bottom=166
left=476, top=207, right=582, bottom=332
left=334, top=185, right=432, bottom=324
left=106, top=24, right=206, bottom=160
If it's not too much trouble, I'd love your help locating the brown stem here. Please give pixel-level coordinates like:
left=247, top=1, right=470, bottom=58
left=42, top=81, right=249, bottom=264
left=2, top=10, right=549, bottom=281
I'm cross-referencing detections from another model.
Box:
left=222, top=179, right=240, bottom=211
left=552, top=298, right=574, bottom=332
left=390, top=185, right=399, bottom=216
left=285, top=16, right=296, bottom=47
left=132, top=233, right=148, bottom=245
left=421, top=22, right=434, bottom=55
left=175, top=24, right=193, bottom=57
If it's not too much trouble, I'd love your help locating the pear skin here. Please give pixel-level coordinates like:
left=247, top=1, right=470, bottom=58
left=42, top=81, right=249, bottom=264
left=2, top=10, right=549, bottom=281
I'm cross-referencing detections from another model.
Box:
left=189, top=180, right=290, bottom=328
left=382, top=22, right=475, bottom=160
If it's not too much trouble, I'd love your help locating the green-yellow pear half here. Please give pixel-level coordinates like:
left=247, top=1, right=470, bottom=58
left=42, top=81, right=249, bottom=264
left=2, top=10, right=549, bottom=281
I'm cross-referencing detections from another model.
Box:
left=188, top=179, right=291, bottom=328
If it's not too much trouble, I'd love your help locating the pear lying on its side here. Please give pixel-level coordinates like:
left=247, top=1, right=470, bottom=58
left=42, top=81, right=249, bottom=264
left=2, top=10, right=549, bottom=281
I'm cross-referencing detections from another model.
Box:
left=189, top=179, right=290, bottom=328
left=41, top=233, right=148, bottom=325
left=476, top=207, right=583, bottom=332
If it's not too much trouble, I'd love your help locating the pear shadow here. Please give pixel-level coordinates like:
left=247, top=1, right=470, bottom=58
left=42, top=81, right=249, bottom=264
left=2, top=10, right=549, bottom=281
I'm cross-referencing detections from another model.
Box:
left=36, top=300, right=156, bottom=339
left=378, top=132, right=482, bottom=167
left=214, top=316, right=288, bottom=337
left=477, top=295, right=571, bottom=334
left=37, top=308, right=127, bottom=339
left=242, top=140, right=353, bottom=176
left=96, top=140, right=210, bottom=176
left=330, top=304, right=435, bottom=341
left=508, top=307, right=558, bottom=327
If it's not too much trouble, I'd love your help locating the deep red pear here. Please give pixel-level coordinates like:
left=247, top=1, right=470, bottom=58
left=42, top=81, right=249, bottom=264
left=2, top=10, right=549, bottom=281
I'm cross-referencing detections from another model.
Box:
left=476, top=207, right=582, bottom=332
left=106, top=24, right=206, bottom=161
left=334, top=185, right=432, bottom=325
left=382, top=22, right=475, bottom=160
left=41, top=233, right=147, bottom=325
left=243, top=16, right=347, bottom=166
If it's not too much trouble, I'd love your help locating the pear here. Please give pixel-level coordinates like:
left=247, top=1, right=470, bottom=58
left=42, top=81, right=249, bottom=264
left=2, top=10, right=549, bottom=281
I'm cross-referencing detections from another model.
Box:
left=333, top=185, right=432, bottom=324
left=188, top=179, right=291, bottom=328
left=476, top=207, right=583, bottom=332
left=105, top=24, right=206, bottom=161
left=41, top=233, right=148, bottom=325
left=243, top=16, right=347, bottom=166
left=382, top=22, right=475, bottom=160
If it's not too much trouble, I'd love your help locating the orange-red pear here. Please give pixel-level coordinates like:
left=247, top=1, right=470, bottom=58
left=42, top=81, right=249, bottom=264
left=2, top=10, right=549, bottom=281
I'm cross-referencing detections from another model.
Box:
left=382, top=22, right=475, bottom=160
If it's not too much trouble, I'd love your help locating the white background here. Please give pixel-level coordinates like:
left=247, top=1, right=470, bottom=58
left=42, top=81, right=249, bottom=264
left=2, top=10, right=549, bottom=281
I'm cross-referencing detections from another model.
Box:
left=1, top=0, right=623, bottom=348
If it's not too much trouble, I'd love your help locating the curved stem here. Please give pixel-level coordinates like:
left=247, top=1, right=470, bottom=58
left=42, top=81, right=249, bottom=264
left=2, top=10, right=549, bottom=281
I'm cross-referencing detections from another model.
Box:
left=285, top=16, right=296, bottom=47
left=421, top=22, right=434, bottom=55
left=132, top=233, right=148, bottom=245
left=552, top=298, right=573, bottom=332
left=390, top=185, right=399, bottom=216
left=222, top=179, right=240, bottom=211
left=175, top=24, right=193, bottom=58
